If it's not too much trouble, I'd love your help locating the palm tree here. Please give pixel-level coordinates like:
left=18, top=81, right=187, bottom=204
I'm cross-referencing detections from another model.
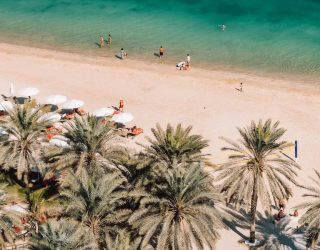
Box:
left=215, top=119, right=300, bottom=243
left=44, top=115, right=117, bottom=175
left=25, top=185, right=61, bottom=234
left=0, top=185, right=20, bottom=248
left=129, top=163, right=224, bottom=250
left=140, top=123, right=209, bottom=165
left=28, top=219, right=92, bottom=250
left=109, top=147, right=157, bottom=191
left=295, top=169, right=320, bottom=249
left=104, top=230, right=142, bottom=250
left=0, top=103, right=52, bottom=184
left=60, top=169, right=130, bottom=249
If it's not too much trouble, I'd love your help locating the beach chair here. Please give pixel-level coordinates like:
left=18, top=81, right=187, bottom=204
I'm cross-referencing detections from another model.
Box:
left=127, top=127, right=144, bottom=138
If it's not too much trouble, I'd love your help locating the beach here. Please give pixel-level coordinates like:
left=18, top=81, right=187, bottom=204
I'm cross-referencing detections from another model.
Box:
left=0, top=42, right=320, bottom=249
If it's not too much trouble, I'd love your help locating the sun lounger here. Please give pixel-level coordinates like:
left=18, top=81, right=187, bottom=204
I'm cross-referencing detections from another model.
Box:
left=127, top=127, right=144, bottom=138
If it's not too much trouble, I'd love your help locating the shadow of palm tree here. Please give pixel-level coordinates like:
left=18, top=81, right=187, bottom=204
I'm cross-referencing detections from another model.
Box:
left=255, top=211, right=305, bottom=250
left=221, top=206, right=306, bottom=250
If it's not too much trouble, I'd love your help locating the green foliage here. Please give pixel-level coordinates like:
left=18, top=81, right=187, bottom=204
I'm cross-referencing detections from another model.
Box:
left=0, top=115, right=306, bottom=249
left=295, top=169, right=320, bottom=249
left=215, top=119, right=300, bottom=243
left=0, top=184, right=21, bottom=248
left=140, top=123, right=209, bottom=165
left=44, top=115, right=117, bottom=175
left=60, top=169, right=130, bottom=248
left=129, top=163, right=224, bottom=250
left=0, top=103, right=52, bottom=184
left=28, top=219, right=92, bottom=250
left=104, top=230, right=142, bottom=250
left=216, top=119, right=299, bottom=210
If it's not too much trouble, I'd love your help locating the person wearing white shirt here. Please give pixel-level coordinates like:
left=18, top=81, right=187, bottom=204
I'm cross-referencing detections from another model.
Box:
left=186, top=54, right=191, bottom=68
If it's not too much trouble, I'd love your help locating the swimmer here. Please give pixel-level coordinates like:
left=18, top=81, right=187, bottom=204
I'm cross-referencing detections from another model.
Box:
left=219, top=24, right=227, bottom=31
left=107, top=33, right=112, bottom=45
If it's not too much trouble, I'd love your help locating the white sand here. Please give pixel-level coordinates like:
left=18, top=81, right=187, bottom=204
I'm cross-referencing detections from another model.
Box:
left=1, top=42, right=319, bottom=249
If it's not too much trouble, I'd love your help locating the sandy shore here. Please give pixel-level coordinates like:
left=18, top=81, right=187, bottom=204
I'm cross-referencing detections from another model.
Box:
left=1, top=42, right=320, bottom=249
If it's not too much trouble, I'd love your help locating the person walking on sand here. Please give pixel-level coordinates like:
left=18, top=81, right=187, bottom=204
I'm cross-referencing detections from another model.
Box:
left=159, top=46, right=164, bottom=59
left=119, top=99, right=124, bottom=112
left=240, top=82, right=243, bottom=92
left=186, top=54, right=191, bottom=68
left=100, top=35, right=105, bottom=48
left=107, top=33, right=112, bottom=45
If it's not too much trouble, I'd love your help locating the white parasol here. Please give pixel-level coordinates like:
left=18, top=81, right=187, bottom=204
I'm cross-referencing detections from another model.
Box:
left=0, top=127, right=8, bottom=136
left=111, top=112, right=134, bottom=123
left=45, top=95, right=67, bottom=105
left=17, top=87, right=39, bottom=97
left=49, top=136, right=69, bottom=148
left=38, top=112, right=61, bottom=123
left=62, top=99, right=84, bottom=109
left=6, top=204, right=28, bottom=214
left=92, top=108, right=114, bottom=117
left=0, top=101, right=14, bottom=111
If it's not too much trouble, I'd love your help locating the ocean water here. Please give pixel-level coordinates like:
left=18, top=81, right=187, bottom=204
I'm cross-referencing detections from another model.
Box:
left=0, top=0, right=319, bottom=80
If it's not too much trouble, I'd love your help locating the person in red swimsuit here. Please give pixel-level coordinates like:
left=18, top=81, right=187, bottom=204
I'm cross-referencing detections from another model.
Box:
left=119, top=99, right=124, bottom=112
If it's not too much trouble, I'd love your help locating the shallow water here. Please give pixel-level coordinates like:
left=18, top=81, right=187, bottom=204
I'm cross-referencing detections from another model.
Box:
left=0, top=0, right=319, bottom=80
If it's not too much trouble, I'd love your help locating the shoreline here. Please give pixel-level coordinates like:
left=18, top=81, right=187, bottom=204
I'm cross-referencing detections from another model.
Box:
left=0, top=41, right=319, bottom=96
left=0, top=39, right=319, bottom=85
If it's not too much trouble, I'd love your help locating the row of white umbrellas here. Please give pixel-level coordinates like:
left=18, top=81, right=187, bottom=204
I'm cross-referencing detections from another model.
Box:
left=4, top=86, right=135, bottom=123
left=9, top=86, right=83, bottom=109
left=47, top=112, right=134, bottom=148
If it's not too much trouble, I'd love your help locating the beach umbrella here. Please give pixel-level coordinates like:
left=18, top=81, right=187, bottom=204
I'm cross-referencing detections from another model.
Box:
left=10, top=83, right=14, bottom=96
left=49, top=136, right=69, bottom=148
left=0, top=127, right=8, bottom=136
left=62, top=99, right=84, bottom=109
left=0, top=101, right=14, bottom=111
left=112, top=112, right=134, bottom=123
left=17, top=87, right=39, bottom=97
left=92, top=107, right=114, bottom=117
left=6, top=204, right=28, bottom=214
left=39, top=112, right=61, bottom=123
left=45, top=95, right=67, bottom=105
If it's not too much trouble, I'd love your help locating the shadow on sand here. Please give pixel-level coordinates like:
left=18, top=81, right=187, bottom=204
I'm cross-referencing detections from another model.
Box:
left=94, top=42, right=101, bottom=48
left=222, top=207, right=306, bottom=249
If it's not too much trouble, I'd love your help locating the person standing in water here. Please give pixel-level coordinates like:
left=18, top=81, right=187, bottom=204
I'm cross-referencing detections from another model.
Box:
left=159, top=46, right=164, bottom=59
left=107, top=33, right=112, bottom=45
left=100, top=35, right=105, bottom=47
left=219, top=24, right=227, bottom=31
left=186, top=54, right=191, bottom=68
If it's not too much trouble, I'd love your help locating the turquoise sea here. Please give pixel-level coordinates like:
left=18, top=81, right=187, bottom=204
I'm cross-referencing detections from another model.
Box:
left=0, top=0, right=319, bottom=80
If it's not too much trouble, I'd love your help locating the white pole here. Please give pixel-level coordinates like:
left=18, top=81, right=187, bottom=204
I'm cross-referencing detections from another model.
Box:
left=10, top=83, right=14, bottom=96
left=294, top=140, right=298, bottom=163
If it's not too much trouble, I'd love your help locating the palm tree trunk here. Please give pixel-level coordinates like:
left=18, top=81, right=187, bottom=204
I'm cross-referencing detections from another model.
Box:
left=249, top=176, right=258, bottom=243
